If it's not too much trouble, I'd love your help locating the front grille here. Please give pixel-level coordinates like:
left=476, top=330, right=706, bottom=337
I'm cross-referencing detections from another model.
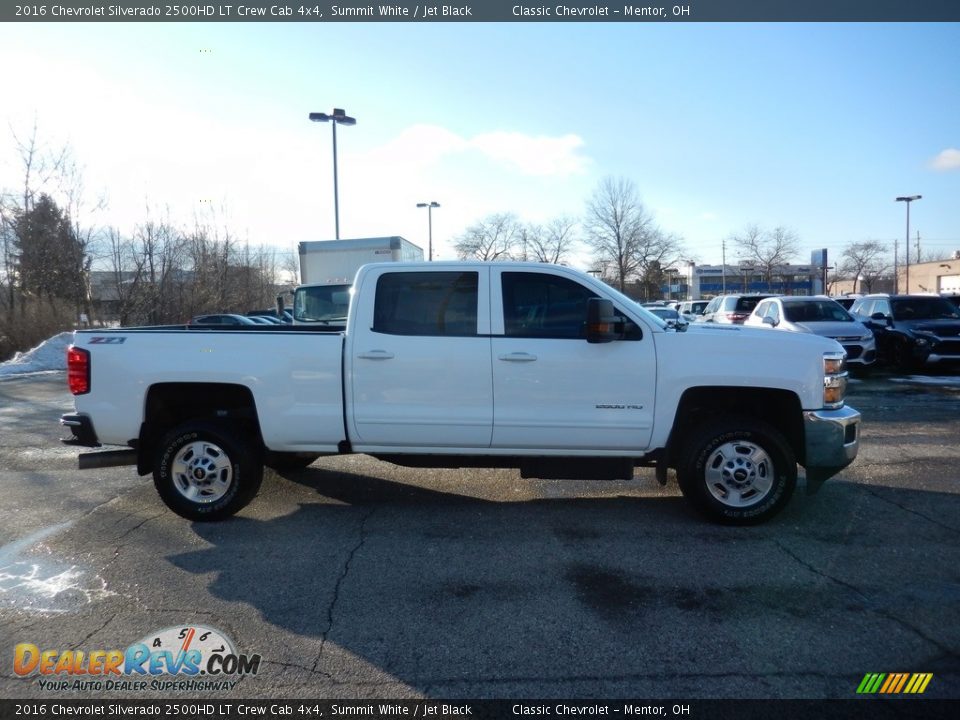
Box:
left=934, top=339, right=960, bottom=357
left=841, top=344, right=863, bottom=359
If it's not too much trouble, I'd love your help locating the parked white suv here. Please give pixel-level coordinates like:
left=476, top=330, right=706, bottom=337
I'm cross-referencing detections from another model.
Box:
left=678, top=300, right=708, bottom=322
left=697, top=294, right=775, bottom=324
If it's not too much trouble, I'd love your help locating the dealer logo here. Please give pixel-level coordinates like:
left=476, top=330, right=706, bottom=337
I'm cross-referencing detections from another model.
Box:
left=14, top=625, right=260, bottom=692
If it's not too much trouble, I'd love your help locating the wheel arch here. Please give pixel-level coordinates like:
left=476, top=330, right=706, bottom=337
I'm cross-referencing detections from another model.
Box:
left=137, top=382, right=262, bottom=475
left=666, top=386, right=805, bottom=467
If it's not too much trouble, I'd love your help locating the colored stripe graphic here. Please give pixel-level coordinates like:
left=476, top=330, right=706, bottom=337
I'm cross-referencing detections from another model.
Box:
left=857, top=673, right=932, bottom=694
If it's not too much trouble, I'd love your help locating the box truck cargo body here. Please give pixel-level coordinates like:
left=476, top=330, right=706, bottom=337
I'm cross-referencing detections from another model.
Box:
left=299, top=237, right=423, bottom=285
left=293, top=237, right=423, bottom=325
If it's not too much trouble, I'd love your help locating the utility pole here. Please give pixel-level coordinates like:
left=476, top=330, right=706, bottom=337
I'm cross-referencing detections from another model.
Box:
left=896, top=195, right=921, bottom=295
left=893, top=238, right=899, bottom=294
left=721, top=238, right=727, bottom=294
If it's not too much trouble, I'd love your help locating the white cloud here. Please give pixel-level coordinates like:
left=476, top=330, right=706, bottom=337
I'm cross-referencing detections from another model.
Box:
left=468, top=131, right=589, bottom=177
left=357, top=124, right=590, bottom=178
left=930, top=148, right=960, bottom=171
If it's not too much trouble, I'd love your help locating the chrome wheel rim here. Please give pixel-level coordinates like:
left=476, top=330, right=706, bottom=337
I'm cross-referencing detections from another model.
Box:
left=170, top=441, right=233, bottom=504
left=704, top=440, right=774, bottom=508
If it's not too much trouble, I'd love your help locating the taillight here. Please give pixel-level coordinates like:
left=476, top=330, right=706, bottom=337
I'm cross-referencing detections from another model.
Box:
left=67, top=346, right=90, bottom=395
left=726, top=312, right=749, bottom=323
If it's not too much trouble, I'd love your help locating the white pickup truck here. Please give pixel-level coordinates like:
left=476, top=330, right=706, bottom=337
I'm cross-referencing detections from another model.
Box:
left=61, top=262, right=860, bottom=525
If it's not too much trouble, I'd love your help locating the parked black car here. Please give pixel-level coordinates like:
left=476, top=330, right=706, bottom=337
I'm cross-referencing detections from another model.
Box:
left=189, top=314, right=259, bottom=326
left=850, top=294, right=960, bottom=370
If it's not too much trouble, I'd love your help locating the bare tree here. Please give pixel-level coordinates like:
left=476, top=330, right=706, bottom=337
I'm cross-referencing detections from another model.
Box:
left=839, top=240, right=890, bottom=294
left=730, top=224, right=800, bottom=291
left=520, top=216, right=579, bottom=265
left=453, top=213, right=520, bottom=261
left=583, top=176, right=685, bottom=292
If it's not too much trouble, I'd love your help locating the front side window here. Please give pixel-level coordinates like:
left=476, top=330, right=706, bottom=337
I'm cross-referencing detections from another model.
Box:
left=755, top=300, right=773, bottom=319
left=891, top=297, right=960, bottom=320
left=502, top=272, right=597, bottom=339
left=373, top=272, right=478, bottom=336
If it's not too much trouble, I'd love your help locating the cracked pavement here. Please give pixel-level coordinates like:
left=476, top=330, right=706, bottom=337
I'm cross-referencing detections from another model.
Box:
left=0, top=372, right=958, bottom=700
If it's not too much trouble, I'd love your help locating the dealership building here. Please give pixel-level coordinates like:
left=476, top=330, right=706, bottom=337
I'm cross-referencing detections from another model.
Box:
left=666, top=262, right=821, bottom=300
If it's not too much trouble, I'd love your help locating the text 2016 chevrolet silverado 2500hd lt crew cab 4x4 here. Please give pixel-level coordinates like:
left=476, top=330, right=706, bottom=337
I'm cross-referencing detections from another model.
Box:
left=61, top=262, right=861, bottom=525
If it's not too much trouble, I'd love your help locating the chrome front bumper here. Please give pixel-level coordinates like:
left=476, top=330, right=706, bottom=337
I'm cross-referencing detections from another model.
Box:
left=802, top=405, right=861, bottom=493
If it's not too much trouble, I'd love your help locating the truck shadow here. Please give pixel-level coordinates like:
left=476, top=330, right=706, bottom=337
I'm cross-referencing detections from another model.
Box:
left=163, top=465, right=960, bottom=698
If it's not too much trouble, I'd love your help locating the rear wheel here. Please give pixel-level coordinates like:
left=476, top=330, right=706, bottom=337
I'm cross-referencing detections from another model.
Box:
left=153, top=421, right=263, bottom=521
left=676, top=416, right=796, bottom=525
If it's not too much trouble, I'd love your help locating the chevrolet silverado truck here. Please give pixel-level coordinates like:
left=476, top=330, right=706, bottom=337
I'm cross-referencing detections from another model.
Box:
left=61, top=262, right=861, bottom=524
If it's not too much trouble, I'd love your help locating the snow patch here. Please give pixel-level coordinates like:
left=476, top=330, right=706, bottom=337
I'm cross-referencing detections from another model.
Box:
left=0, top=332, right=73, bottom=378
left=889, top=375, right=960, bottom=388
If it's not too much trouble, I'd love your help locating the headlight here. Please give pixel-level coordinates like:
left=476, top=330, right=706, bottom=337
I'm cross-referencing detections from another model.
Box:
left=823, top=351, right=848, bottom=409
left=824, top=353, right=846, bottom=376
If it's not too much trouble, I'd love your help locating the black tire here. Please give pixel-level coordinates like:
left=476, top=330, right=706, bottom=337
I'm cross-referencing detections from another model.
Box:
left=153, top=421, right=263, bottom=521
left=893, top=338, right=919, bottom=372
left=264, top=452, right=321, bottom=472
left=848, top=364, right=872, bottom=379
left=676, top=415, right=797, bottom=525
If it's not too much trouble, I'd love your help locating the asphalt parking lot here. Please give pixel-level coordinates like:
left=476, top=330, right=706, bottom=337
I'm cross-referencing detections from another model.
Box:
left=1, top=370, right=958, bottom=702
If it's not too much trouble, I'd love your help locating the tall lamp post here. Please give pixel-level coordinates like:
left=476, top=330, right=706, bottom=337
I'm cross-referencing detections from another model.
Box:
left=416, top=201, right=440, bottom=261
left=896, top=195, right=921, bottom=293
left=309, top=108, right=356, bottom=239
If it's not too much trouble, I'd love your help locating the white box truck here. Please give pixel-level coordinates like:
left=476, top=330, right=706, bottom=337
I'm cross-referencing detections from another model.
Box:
left=292, top=237, right=423, bottom=325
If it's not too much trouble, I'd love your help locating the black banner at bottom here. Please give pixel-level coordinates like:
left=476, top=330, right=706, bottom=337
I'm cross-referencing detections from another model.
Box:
left=0, top=699, right=957, bottom=720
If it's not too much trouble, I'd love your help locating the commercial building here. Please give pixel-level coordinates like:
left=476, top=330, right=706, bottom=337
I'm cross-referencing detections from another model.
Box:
left=665, top=262, right=819, bottom=300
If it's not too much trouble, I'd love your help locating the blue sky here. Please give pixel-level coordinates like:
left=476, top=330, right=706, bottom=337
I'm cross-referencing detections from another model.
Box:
left=1, top=21, right=958, bottom=271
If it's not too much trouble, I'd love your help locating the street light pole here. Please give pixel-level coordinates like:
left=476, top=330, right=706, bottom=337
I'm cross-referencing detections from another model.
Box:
left=896, top=195, right=921, bottom=294
left=416, top=201, right=440, bottom=261
left=309, top=108, right=357, bottom=239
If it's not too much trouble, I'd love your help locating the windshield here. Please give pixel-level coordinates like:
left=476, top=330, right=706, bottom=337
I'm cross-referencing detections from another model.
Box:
left=293, top=284, right=352, bottom=323
left=891, top=297, right=960, bottom=321
left=783, top=300, right=854, bottom=323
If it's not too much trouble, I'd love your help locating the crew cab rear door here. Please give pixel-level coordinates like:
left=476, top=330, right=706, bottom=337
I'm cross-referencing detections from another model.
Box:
left=346, top=266, right=493, bottom=449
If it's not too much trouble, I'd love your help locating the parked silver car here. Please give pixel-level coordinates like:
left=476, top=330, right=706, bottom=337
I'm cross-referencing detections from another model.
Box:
left=745, top=296, right=876, bottom=372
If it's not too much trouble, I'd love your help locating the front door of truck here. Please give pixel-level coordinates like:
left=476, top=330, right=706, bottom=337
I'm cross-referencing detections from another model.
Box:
left=489, top=268, right=656, bottom=451
left=348, top=267, right=493, bottom=449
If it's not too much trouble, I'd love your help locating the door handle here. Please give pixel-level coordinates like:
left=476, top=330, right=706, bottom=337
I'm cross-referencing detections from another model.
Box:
left=498, top=352, right=537, bottom=362
left=357, top=350, right=395, bottom=360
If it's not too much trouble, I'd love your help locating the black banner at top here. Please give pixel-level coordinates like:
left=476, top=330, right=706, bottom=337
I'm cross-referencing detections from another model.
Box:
left=4, top=1, right=960, bottom=23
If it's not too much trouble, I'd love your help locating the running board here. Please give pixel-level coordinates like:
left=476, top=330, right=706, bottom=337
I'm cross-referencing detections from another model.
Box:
left=78, top=449, right=138, bottom=470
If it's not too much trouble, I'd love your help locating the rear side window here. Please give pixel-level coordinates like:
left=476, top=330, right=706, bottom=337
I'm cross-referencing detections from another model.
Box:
left=735, top=297, right=765, bottom=313
left=502, top=272, right=597, bottom=339
left=373, top=272, right=478, bottom=336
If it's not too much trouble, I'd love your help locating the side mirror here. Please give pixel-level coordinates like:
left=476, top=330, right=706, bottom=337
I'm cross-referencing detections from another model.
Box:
left=870, top=311, right=893, bottom=327
left=586, top=298, right=618, bottom=344
left=762, top=316, right=777, bottom=327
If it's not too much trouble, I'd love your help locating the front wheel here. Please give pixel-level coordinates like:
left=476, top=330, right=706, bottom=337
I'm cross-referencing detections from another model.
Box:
left=153, top=421, right=263, bottom=521
left=676, top=416, right=797, bottom=525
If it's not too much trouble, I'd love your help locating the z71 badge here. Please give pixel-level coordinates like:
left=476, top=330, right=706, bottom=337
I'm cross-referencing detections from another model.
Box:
left=89, top=337, right=126, bottom=344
